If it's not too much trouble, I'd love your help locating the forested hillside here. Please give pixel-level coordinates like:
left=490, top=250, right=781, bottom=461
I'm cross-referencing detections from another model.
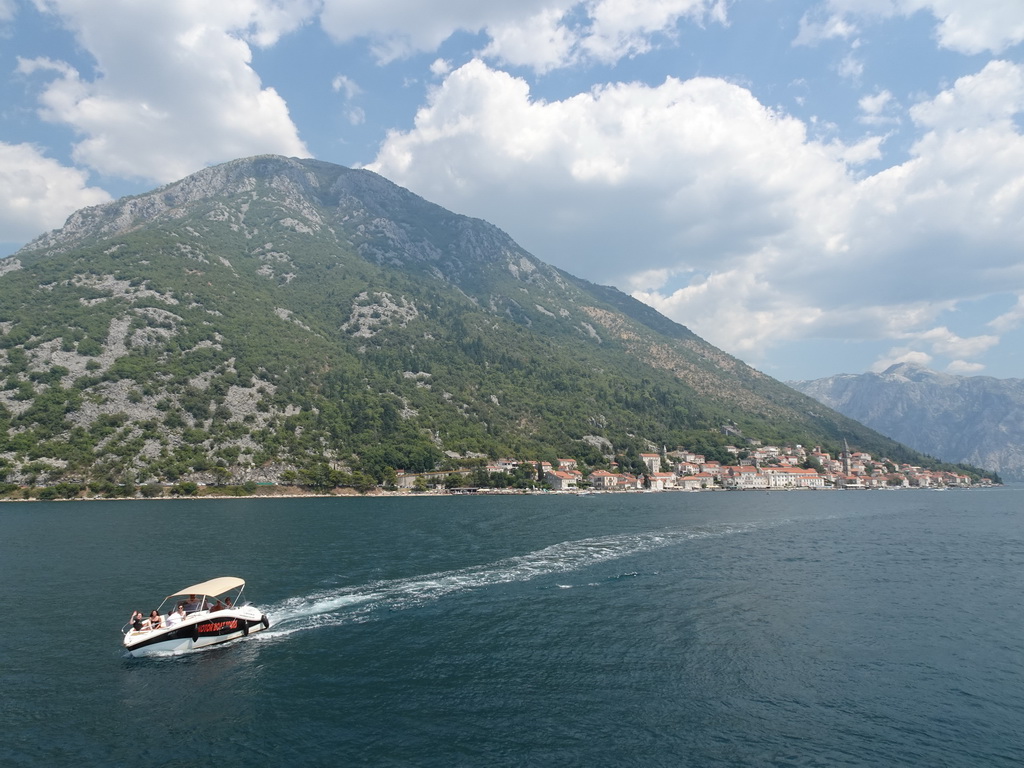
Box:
left=0, top=156, right=984, bottom=496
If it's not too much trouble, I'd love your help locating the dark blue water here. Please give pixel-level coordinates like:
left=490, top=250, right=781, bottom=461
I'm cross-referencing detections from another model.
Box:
left=2, top=489, right=1023, bottom=766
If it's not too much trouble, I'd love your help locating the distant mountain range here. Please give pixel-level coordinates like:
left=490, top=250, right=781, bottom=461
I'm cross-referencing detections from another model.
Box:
left=790, top=363, right=1024, bottom=481
left=0, top=156, right=986, bottom=492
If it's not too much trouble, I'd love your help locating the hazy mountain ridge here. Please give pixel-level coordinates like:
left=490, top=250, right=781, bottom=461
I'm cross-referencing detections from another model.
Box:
left=0, top=156, right=981, bottom=491
left=790, top=363, right=1024, bottom=481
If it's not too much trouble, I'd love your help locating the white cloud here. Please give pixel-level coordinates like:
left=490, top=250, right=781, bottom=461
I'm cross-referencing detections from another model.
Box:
left=915, top=326, right=999, bottom=358
left=480, top=7, right=579, bottom=73
left=860, top=90, right=892, bottom=115
left=871, top=348, right=934, bottom=372
left=946, top=360, right=985, bottom=374
left=910, top=59, right=1024, bottom=129
left=831, top=135, right=885, bottom=164
left=581, top=0, right=727, bottom=63
left=367, top=58, right=1024, bottom=372
left=317, top=1, right=558, bottom=63
left=807, top=0, right=1024, bottom=55
left=0, top=0, right=16, bottom=22
left=837, top=53, right=864, bottom=81
left=989, top=294, right=1024, bottom=333
left=332, top=74, right=362, bottom=100
left=318, top=1, right=728, bottom=71
left=858, top=89, right=900, bottom=126
left=793, top=11, right=858, bottom=46
left=0, top=142, right=111, bottom=243
left=857, top=62, right=1024, bottom=284
left=21, top=0, right=310, bottom=183
left=877, top=322, right=1003, bottom=375
left=915, top=0, right=1024, bottom=55
left=368, top=60, right=850, bottom=279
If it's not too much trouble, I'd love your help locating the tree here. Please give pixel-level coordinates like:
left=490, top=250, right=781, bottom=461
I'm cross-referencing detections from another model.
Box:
left=801, top=456, right=823, bottom=473
left=173, top=481, right=198, bottom=496
left=300, top=463, right=334, bottom=491
left=349, top=471, right=377, bottom=494
left=54, top=482, right=82, bottom=499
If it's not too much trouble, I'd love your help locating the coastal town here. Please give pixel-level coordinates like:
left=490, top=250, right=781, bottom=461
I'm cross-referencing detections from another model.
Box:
left=0, top=440, right=992, bottom=501
left=395, top=442, right=991, bottom=493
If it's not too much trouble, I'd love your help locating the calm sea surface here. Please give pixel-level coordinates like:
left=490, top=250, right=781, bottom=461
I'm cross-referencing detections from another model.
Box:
left=2, top=488, right=1023, bottom=767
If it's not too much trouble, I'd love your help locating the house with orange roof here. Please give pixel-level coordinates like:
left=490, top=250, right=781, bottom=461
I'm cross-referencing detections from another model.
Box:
left=545, top=470, right=579, bottom=491
left=648, top=472, right=677, bottom=491
left=527, top=460, right=553, bottom=476
left=587, top=470, right=619, bottom=490
left=617, top=473, right=643, bottom=490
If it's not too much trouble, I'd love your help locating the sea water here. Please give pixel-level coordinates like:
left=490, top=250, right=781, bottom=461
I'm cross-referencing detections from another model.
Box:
left=2, top=488, right=1023, bottom=766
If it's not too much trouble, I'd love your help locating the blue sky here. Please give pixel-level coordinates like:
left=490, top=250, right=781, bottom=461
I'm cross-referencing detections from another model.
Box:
left=2, top=1, right=1024, bottom=383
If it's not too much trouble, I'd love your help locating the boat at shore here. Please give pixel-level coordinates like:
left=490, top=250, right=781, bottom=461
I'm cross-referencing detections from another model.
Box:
left=122, top=576, right=270, bottom=657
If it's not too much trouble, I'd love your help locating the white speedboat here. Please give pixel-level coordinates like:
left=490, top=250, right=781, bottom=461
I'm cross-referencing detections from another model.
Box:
left=122, top=576, right=270, bottom=657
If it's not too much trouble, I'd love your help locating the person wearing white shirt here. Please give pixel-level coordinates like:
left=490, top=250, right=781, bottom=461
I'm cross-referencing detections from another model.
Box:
left=165, top=604, right=186, bottom=628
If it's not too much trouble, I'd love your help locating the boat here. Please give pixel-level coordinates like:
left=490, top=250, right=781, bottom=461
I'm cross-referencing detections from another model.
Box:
left=122, top=576, right=270, bottom=657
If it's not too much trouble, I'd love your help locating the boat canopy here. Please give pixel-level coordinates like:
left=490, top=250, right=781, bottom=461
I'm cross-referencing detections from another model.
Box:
left=168, top=577, right=245, bottom=599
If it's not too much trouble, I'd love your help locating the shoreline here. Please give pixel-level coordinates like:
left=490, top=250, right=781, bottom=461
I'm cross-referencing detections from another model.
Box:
left=0, top=483, right=997, bottom=503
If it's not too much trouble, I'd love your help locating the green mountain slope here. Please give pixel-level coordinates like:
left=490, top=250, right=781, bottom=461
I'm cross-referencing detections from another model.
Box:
left=0, top=155, right=984, bottom=491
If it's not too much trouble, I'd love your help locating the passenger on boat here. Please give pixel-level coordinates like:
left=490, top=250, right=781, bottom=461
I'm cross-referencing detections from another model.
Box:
left=149, top=609, right=164, bottom=629
left=165, top=604, right=185, bottom=628
left=210, top=600, right=223, bottom=612
left=130, top=610, right=145, bottom=631
left=183, top=595, right=200, bottom=614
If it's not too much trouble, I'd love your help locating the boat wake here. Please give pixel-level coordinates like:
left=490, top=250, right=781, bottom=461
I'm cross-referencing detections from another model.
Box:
left=257, top=519, right=783, bottom=641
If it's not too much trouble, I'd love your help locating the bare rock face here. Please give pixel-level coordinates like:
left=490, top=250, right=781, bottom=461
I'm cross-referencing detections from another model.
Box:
left=790, top=363, right=1024, bottom=481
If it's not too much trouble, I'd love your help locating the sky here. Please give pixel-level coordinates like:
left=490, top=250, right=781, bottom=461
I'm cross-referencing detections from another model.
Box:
left=2, top=1, right=1024, bottom=383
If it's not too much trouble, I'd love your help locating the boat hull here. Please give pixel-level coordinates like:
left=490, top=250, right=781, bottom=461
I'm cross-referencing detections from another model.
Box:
left=123, top=608, right=270, bottom=657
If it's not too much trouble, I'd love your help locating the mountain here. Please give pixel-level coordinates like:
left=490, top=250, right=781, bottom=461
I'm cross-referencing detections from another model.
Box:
left=0, top=156, right=984, bottom=492
left=790, top=363, right=1024, bottom=481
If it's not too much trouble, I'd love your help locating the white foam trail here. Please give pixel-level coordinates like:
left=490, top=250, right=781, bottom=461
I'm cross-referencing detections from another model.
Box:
left=255, top=521, right=774, bottom=641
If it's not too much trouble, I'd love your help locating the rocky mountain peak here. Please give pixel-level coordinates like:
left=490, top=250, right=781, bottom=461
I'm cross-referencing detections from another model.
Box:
left=20, top=156, right=336, bottom=255
left=878, top=363, right=955, bottom=385
left=18, top=155, right=534, bottom=293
